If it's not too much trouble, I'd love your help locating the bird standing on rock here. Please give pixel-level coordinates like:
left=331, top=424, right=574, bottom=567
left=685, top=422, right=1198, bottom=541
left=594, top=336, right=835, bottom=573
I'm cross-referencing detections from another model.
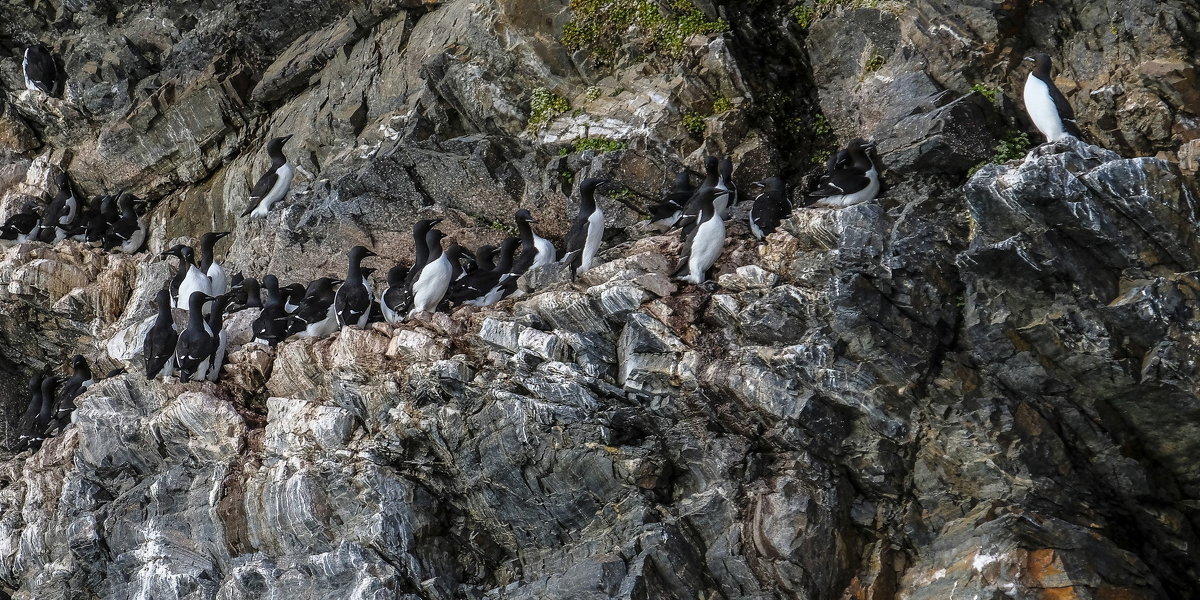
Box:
left=808, top=138, right=879, bottom=208
left=512, top=209, right=556, bottom=274
left=23, top=45, right=57, bottom=95
left=749, top=177, right=791, bottom=241
left=199, top=232, right=232, bottom=293
left=408, top=229, right=452, bottom=319
left=144, top=289, right=178, bottom=379
left=564, top=177, right=609, bottom=275
left=1023, top=53, right=1082, bottom=143
left=175, top=292, right=215, bottom=382
left=335, top=246, right=377, bottom=328
left=241, top=135, right=295, bottom=219
left=673, top=187, right=726, bottom=285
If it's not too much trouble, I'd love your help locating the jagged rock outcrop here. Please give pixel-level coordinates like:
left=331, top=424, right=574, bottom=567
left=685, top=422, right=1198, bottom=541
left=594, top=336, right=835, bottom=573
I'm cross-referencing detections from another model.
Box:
left=1, top=1, right=1199, bottom=599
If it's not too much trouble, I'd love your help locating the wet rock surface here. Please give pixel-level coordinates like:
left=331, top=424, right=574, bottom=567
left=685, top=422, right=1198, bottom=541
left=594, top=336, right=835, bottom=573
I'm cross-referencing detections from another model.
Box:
left=0, top=1, right=1198, bottom=599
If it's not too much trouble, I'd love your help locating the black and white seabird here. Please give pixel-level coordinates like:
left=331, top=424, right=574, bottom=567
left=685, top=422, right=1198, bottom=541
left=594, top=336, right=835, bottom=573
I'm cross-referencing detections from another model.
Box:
left=808, top=139, right=879, bottom=208
left=109, top=194, right=147, bottom=254
left=35, top=377, right=60, bottom=442
left=408, top=229, right=452, bottom=318
left=252, top=275, right=290, bottom=346
left=15, top=374, right=44, bottom=449
left=291, top=277, right=343, bottom=337
left=170, top=245, right=212, bottom=310
left=145, top=289, right=178, bottom=379
left=716, top=158, right=737, bottom=217
left=241, top=135, right=295, bottom=219
left=383, top=218, right=443, bottom=322
left=175, top=292, right=215, bottom=382
left=482, top=236, right=523, bottom=306
left=564, top=177, right=608, bottom=275
left=676, top=156, right=721, bottom=233
left=23, top=45, right=57, bottom=95
left=1023, top=53, right=1082, bottom=143
left=650, top=170, right=693, bottom=228
left=673, top=187, right=726, bottom=285
left=50, top=355, right=93, bottom=432
left=199, top=232, right=231, bottom=293
left=381, top=264, right=411, bottom=324
left=512, top=209, right=556, bottom=274
left=748, top=177, right=792, bottom=241
left=335, top=245, right=377, bottom=328
left=86, top=194, right=116, bottom=247
left=1, top=204, right=41, bottom=243
left=281, top=283, right=306, bottom=313
left=40, top=173, right=78, bottom=243
left=473, top=245, right=498, bottom=273
left=204, top=294, right=233, bottom=382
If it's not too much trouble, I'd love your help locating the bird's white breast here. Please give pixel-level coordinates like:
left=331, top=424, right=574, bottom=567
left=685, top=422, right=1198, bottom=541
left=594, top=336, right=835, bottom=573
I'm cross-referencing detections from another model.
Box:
left=1024, top=75, right=1066, bottom=142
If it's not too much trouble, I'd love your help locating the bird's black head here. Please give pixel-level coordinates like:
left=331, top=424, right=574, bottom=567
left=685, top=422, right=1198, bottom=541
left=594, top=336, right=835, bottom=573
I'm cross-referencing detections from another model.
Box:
left=155, top=288, right=171, bottom=307
left=579, top=177, right=610, bottom=196
left=263, top=274, right=279, bottom=289
left=514, top=208, right=535, bottom=223
left=179, top=246, right=196, bottom=263
left=187, top=291, right=215, bottom=309
left=718, top=157, right=733, bottom=178
left=703, top=156, right=719, bottom=174
left=160, top=244, right=186, bottom=259
left=387, top=264, right=408, bottom=286
left=71, top=355, right=87, bottom=370
left=1023, top=53, right=1052, bottom=75
left=267, top=135, right=293, bottom=152
left=350, top=245, right=377, bottom=261
left=199, top=231, right=229, bottom=246
left=28, top=373, right=42, bottom=392
left=54, top=172, right=68, bottom=188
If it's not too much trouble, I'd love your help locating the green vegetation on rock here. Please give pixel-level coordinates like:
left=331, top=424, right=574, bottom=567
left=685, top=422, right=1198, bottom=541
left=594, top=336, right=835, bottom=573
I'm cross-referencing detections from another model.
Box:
left=968, top=131, right=1033, bottom=176
left=529, top=87, right=570, bottom=129
left=561, top=0, right=729, bottom=65
left=971, top=82, right=1000, bottom=103
left=682, top=112, right=706, bottom=137
left=559, top=136, right=628, bottom=154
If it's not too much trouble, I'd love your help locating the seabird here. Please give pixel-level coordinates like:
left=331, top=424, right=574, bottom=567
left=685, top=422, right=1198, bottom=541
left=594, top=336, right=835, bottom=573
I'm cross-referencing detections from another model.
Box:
left=808, top=138, right=880, bottom=208
left=1, top=204, right=41, bottom=243
left=23, top=45, right=57, bottom=95
left=715, top=157, right=737, bottom=217
left=1023, top=53, right=1082, bottom=142
left=174, top=292, right=215, bottom=382
left=15, top=374, right=44, bottom=450
left=564, top=177, right=608, bottom=275
left=171, top=245, right=212, bottom=310
left=281, top=283, right=305, bottom=313
left=50, top=355, right=93, bottom=432
left=512, top=209, right=556, bottom=274
left=144, top=289, right=178, bottom=379
left=35, top=377, right=60, bottom=441
left=383, top=218, right=443, bottom=321
left=473, top=236, right=522, bottom=306
left=334, top=245, right=376, bottom=328
left=748, top=177, right=792, bottom=241
left=291, top=277, right=343, bottom=337
left=40, top=173, right=78, bottom=243
left=109, top=195, right=147, bottom=254
left=241, top=135, right=295, bottom=219
left=381, top=265, right=411, bottom=324
left=204, top=294, right=233, bottom=381
left=408, top=229, right=452, bottom=318
left=673, top=187, right=726, bottom=285
left=252, top=275, right=290, bottom=346
left=675, top=156, right=721, bottom=235
left=650, top=170, right=693, bottom=228
left=199, top=232, right=231, bottom=293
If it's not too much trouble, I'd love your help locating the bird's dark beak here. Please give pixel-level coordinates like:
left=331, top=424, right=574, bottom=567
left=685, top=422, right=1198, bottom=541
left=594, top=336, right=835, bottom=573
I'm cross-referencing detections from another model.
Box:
left=365, top=250, right=378, bottom=257
left=1023, top=56, right=1035, bottom=62
left=282, top=134, right=294, bottom=143
left=750, top=180, right=765, bottom=188
left=431, top=218, right=444, bottom=226
left=331, top=279, right=345, bottom=286
left=216, top=231, right=232, bottom=239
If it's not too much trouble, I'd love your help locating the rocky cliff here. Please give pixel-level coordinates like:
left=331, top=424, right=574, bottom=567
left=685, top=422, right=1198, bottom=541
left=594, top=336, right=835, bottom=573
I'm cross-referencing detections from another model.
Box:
left=1, top=0, right=1199, bottom=598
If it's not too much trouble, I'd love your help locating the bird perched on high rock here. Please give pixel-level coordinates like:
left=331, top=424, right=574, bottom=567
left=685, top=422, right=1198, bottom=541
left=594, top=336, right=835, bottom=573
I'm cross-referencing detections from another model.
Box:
left=512, top=209, right=556, bottom=274
left=673, top=187, right=726, bottom=285
left=241, top=135, right=295, bottom=218
left=174, top=292, right=215, bottom=383
left=564, top=177, right=609, bottom=275
left=23, top=45, right=57, bottom=95
left=749, top=177, right=792, bottom=241
left=650, top=170, right=693, bottom=229
left=1023, top=53, right=1083, bottom=143
left=199, top=232, right=232, bottom=293
left=808, top=139, right=879, bottom=208
left=144, top=289, right=178, bottom=379
left=335, top=245, right=377, bottom=328
left=408, top=228, right=452, bottom=319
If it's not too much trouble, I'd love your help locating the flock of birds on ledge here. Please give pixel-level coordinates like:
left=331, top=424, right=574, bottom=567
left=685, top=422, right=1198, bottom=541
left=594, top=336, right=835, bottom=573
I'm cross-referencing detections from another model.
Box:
left=9, top=44, right=1084, bottom=453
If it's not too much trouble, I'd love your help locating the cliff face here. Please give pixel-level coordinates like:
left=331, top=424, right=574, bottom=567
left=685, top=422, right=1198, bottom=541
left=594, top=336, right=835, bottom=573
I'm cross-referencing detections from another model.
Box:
left=1, top=1, right=1199, bottom=599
